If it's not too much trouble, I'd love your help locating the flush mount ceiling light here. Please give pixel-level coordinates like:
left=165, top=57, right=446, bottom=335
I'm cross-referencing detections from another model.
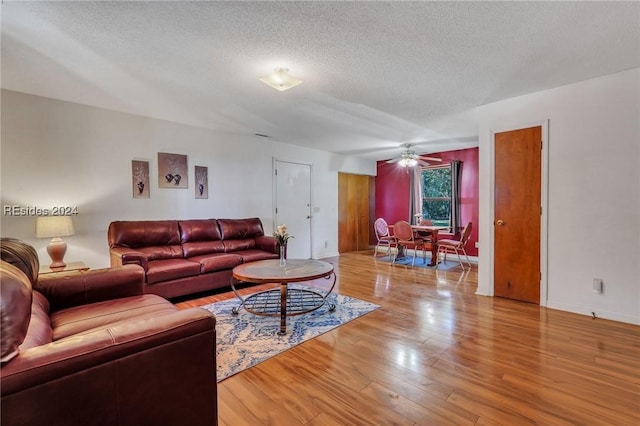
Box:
left=259, top=68, right=303, bottom=91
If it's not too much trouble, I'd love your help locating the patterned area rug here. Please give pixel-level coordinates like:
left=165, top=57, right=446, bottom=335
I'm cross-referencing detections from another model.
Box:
left=377, top=253, right=465, bottom=271
left=200, top=290, right=380, bottom=382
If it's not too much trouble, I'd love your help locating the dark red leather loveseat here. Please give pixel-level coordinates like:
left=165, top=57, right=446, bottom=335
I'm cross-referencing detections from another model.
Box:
left=108, top=217, right=279, bottom=299
left=0, top=238, right=218, bottom=426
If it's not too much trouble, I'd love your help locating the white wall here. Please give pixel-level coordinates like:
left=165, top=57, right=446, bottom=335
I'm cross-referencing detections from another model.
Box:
left=0, top=90, right=376, bottom=268
left=477, top=68, right=640, bottom=325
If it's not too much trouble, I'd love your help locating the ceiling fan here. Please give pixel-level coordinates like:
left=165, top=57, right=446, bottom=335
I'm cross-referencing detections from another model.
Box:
left=385, top=143, right=443, bottom=167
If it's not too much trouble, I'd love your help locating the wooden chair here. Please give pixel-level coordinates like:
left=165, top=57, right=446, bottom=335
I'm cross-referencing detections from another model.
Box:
left=392, top=220, right=427, bottom=266
left=373, top=218, right=396, bottom=257
left=437, top=222, right=473, bottom=269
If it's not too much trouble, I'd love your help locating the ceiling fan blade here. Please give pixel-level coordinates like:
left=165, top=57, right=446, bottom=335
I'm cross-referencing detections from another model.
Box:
left=419, top=156, right=443, bottom=162
left=418, top=160, right=431, bottom=167
left=385, top=158, right=401, bottom=163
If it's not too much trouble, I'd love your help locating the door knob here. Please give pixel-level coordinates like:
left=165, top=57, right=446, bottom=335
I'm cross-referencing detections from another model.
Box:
left=496, top=219, right=505, bottom=226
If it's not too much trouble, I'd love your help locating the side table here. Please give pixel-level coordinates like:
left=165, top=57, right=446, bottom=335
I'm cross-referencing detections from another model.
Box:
left=39, top=261, right=90, bottom=276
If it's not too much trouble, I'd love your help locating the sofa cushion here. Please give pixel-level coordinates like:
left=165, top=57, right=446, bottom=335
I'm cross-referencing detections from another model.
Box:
left=50, top=294, right=176, bottom=340
left=182, top=241, right=225, bottom=257
left=218, top=218, right=265, bottom=240
left=223, top=238, right=256, bottom=252
left=178, top=219, right=221, bottom=243
left=179, top=219, right=225, bottom=257
left=137, top=245, right=184, bottom=260
left=0, top=237, right=39, bottom=285
left=235, top=249, right=280, bottom=263
left=108, top=220, right=181, bottom=249
left=189, top=253, right=243, bottom=273
left=145, top=259, right=202, bottom=285
left=20, top=291, right=53, bottom=350
left=0, top=262, right=33, bottom=362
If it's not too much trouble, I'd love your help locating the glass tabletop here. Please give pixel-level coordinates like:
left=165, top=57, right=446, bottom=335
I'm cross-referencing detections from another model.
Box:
left=232, top=259, right=334, bottom=283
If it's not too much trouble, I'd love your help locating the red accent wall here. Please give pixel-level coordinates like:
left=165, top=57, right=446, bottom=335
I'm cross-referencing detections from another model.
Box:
left=375, top=162, right=411, bottom=226
left=375, top=147, right=479, bottom=256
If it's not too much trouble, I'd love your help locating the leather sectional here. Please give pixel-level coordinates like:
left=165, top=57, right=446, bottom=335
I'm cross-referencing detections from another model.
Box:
left=108, top=217, right=279, bottom=299
left=0, top=238, right=218, bottom=425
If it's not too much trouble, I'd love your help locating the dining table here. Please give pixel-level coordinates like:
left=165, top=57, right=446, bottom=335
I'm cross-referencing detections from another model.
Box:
left=388, top=224, right=449, bottom=266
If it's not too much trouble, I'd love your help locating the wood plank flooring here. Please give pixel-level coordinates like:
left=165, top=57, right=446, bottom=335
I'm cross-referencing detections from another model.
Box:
left=175, top=251, right=640, bottom=426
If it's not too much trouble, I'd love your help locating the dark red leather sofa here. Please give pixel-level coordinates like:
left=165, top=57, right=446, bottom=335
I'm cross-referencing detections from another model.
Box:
left=108, top=217, right=279, bottom=299
left=0, top=238, right=218, bottom=426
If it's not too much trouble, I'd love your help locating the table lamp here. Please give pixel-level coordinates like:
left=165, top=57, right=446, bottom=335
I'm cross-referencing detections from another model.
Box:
left=36, top=216, right=75, bottom=269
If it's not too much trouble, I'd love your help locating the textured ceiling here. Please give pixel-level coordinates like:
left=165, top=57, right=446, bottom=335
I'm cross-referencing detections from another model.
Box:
left=2, top=1, right=639, bottom=160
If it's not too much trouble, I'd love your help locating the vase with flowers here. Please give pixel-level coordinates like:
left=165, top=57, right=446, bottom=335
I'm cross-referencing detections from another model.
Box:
left=273, top=224, right=293, bottom=267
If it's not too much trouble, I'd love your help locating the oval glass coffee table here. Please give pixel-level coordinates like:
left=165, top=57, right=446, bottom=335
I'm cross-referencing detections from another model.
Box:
left=231, top=259, right=336, bottom=335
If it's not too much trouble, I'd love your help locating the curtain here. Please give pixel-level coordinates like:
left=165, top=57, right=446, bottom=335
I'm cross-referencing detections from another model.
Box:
left=450, top=160, right=462, bottom=233
left=409, top=166, right=423, bottom=224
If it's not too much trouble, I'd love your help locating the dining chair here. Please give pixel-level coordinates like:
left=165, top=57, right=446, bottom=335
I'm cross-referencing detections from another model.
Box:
left=392, top=220, right=427, bottom=266
left=437, top=222, right=473, bottom=269
left=373, top=218, right=396, bottom=257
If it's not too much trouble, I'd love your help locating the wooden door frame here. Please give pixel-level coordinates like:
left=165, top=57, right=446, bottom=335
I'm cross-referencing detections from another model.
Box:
left=487, top=120, right=549, bottom=306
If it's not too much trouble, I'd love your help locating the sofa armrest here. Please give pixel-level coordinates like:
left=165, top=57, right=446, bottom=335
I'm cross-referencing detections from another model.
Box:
left=1, top=308, right=217, bottom=425
left=35, top=265, right=145, bottom=312
left=255, top=235, right=279, bottom=254
left=110, top=247, right=149, bottom=271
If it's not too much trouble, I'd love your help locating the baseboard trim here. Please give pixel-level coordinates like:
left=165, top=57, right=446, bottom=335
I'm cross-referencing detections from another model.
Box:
left=545, top=301, right=639, bottom=325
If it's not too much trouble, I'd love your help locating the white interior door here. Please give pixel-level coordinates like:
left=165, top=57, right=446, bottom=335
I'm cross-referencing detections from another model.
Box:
left=274, top=160, right=312, bottom=259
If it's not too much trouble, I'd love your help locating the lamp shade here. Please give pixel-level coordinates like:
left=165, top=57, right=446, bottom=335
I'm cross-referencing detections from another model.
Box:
left=36, top=216, right=75, bottom=238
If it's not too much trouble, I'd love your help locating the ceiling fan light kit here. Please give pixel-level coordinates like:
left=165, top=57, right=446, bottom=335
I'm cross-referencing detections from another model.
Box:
left=387, top=143, right=443, bottom=168
left=259, top=68, right=303, bottom=91
left=387, top=143, right=442, bottom=169
left=398, top=157, right=418, bottom=167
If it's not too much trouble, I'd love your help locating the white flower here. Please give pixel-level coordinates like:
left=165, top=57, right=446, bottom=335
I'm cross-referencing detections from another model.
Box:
left=273, top=224, right=293, bottom=245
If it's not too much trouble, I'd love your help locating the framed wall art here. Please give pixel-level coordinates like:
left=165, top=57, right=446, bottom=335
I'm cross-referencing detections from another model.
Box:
left=131, top=160, right=150, bottom=198
left=194, top=165, right=208, bottom=199
left=158, top=152, right=188, bottom=189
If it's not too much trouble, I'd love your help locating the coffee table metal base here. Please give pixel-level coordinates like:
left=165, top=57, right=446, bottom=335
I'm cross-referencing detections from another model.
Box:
left=231, top=275, right=336, bottom=335
left=231, top=259, right=337, bottom=335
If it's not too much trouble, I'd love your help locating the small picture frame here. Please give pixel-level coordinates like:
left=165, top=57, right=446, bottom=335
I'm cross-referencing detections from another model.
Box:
left=132, top=160, right=150, bottom=198
left=158, top=152, right=188, bottom=189
left=195, top=166, right=208, bottom=199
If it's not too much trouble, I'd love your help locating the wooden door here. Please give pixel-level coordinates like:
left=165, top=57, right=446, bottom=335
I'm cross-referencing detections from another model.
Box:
left=338, top=173, right=357, bottom=253
left=338, top=173, right=373, bottom=253
left=494, top=126, right=541, bottom=303
left=355, top=176, right=371, bottom=250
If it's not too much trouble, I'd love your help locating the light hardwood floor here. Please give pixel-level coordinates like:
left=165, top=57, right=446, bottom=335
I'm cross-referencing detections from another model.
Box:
left=175, top=251, right=640, bottom=426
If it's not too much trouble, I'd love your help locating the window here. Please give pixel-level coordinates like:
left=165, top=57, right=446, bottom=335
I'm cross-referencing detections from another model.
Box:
left=421, top=165, right=451, bottom=227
